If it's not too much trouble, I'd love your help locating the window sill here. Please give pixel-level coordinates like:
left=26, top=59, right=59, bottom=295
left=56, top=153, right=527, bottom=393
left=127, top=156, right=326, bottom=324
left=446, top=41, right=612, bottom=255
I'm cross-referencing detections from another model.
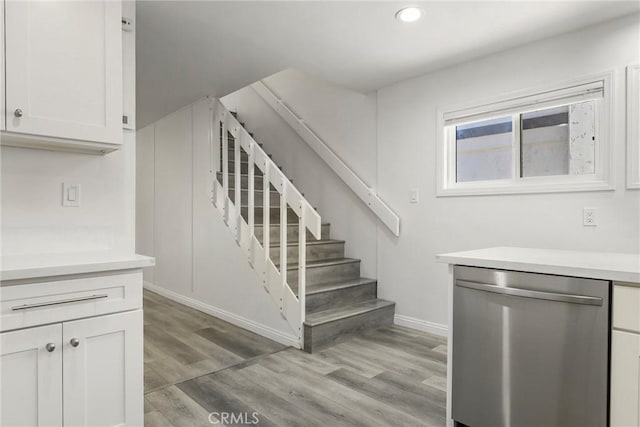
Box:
left=437, top=177, right=614, bottom=197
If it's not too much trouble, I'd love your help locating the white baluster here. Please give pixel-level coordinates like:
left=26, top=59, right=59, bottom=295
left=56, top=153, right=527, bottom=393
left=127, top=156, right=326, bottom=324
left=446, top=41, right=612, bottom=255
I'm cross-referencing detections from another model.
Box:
left=234, top=126, right=241, bottom=242
left=280, top=178, right=287, bottom=312
left=262, top=162, right=270, bottom=291
left=222, top=112, right=229, bottom=221
left=298, top=207, right=306, bottom=345
left=212, top=109, right=220, bottom=206
left=248, top=141, right=255, bottom=263
left=209, top=101, right=216, bottom=175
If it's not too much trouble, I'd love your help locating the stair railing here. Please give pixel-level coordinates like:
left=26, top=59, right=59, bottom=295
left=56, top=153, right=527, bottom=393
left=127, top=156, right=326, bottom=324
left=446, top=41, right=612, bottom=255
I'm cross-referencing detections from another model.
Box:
left=210, top=98, right=322, bottom=348
left=252, top=80, right=401, bottom=237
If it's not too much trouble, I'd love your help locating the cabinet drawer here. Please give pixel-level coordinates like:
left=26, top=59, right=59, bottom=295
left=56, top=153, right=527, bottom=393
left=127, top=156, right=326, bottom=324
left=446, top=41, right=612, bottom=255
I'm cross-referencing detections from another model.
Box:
left=613, top=283, right=640, bottom=333
left=0, top=272, right=142, bottom=332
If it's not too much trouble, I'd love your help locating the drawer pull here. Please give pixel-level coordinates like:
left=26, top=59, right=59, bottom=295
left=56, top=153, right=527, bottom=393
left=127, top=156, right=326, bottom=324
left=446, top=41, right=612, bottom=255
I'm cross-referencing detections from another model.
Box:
left=11, top=294, right=109, bottom=311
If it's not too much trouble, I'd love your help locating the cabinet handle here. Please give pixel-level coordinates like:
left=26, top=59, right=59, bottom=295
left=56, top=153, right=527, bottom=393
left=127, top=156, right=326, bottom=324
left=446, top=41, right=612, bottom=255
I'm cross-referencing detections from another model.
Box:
left=11, top=294, right=108, bottom=311
left=456, top=279, right=603, bottom=306
left=45, top=343, right=56, bottom=352
left=70, top=338, right=80, bottom=347
left=14, top=108, right=23, bottom=118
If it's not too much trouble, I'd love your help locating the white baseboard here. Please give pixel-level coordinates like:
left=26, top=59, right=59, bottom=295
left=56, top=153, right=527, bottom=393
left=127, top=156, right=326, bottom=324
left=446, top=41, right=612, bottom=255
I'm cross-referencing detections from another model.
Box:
left=394, top=314, right=449, bottom=338
left=143, top=281, right=300, bottom=348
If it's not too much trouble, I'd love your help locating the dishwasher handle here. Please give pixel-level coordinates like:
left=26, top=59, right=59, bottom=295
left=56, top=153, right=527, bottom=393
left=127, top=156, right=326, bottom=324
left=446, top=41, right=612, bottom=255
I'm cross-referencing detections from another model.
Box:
left=455, top=280, right=603, bottom=306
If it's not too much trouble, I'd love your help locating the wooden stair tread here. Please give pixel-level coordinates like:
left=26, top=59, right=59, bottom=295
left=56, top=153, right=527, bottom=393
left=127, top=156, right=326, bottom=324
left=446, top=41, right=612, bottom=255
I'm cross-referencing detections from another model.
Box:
left=304, top=299, right=395, bottom=327
left=269, top=239, right=344, bottom=248
left=305, top=277, right=377, bottom=295
left=217, top=172, right=283, bottom=178
left=229, top=189, right=280, bottom=194
left=284, top=257, right=359, bottom=271
left=240, top=205, right=290, bottom=210
left=254, top=222, right=330, bottom=229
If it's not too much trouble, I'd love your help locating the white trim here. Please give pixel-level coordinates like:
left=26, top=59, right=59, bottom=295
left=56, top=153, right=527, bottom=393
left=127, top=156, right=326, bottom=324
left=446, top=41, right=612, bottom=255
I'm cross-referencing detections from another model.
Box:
left=443, top=80, right=604, bottom=125
left=251, top=81, right=401, bottom=237
left=626, top=64, right=640, bottom=189
left=0, top=131, right=119, bottom=155
left=437, top=71, right=615, bottom=197
left=143, top=281, right=300, bottom=348
left=394, top=314, right=448, bottom=338
left=445, top=265, right=454, bottom=427
left=437, top=176, right=614, bottom=197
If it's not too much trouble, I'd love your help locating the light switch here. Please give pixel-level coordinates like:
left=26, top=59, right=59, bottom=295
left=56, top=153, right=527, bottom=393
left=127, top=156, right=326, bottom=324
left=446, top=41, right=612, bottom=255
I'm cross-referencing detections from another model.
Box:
left=62, top=183, right=81, bottom=207
left=410, top=188, right=419, bottom=204
left=67, top=187, right=77, bottom=202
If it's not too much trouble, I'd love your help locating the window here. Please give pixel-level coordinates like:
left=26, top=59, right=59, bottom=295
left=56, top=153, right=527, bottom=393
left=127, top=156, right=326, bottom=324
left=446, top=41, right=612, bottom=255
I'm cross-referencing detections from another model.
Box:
left=456, top=116, right=513, bottom=182
left=438, top=75, right=613, bottom=196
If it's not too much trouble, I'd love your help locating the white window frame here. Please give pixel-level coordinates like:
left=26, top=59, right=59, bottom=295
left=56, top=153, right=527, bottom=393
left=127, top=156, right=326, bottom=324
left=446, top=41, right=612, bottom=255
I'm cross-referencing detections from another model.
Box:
left=436, top=72, right=614, bottom=197
left=627, top=64, right=640, bottom=189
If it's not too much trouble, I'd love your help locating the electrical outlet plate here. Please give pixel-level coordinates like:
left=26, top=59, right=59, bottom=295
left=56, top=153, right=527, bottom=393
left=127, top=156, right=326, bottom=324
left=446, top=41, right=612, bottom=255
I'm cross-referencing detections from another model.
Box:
left=62, top=183, right=81, bottom=207
left=122, top=17, right=133, bottom=32
left=583, top=207, right=597, bottom=226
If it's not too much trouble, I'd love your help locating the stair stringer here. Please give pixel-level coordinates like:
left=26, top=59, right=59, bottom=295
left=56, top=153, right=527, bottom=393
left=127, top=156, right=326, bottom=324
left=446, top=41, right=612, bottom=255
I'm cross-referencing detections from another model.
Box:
left=212, top=174, right=302, bottom=346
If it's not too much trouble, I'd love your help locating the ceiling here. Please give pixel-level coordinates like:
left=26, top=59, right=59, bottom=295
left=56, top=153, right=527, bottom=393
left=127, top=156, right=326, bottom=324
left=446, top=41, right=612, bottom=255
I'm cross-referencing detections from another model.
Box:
left=136, top=1, right=639, bottom=128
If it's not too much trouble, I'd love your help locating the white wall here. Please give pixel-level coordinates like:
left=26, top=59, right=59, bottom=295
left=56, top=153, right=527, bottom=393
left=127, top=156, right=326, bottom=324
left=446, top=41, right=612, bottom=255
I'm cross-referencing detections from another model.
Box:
left=376, top=14, right=640, bottom=331
left=1, top=135, right=136, bottom=255
left=136, top=124, right=154, bottom=284
left=135, top=98, right=296, bottom=345
left=154, top=105, right=193, bottom=297
left=222, top=69, right=380, bottom=278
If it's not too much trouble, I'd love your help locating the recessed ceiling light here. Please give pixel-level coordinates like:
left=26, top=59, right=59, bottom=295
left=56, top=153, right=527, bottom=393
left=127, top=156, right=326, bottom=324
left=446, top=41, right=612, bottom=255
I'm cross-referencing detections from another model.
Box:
left=395, top=7, right=422, bottom=23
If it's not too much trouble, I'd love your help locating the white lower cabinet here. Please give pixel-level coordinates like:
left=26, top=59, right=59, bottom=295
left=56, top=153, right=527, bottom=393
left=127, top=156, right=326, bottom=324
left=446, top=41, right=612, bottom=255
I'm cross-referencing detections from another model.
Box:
left=0, top=324, right=63, bottom=426
left=63, top=310, right=144, bottom=427
left=0, top=310, right=143, bottom=427
left=611, top=329, right=640, bottom=427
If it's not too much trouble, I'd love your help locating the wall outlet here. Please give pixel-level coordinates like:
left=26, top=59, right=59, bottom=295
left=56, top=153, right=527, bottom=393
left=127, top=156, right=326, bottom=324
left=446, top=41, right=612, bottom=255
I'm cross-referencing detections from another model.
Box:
left=121, top=17, right=133, bottom=32
left=410, top=188, right=419, bottom=204
left=62, top=183, right=81, bottom=207
left=583, top=207, right=597, bottom=226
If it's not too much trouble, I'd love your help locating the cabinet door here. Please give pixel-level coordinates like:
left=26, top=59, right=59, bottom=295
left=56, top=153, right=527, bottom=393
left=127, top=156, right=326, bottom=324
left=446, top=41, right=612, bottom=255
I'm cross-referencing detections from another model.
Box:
left=5, top=0, right=122, bottom=144
left=1, top=0, right=5, bottom=131
left=0, top=324, right=63, bottom=426
left=63, top=310, right=143, bottom=427
left=611, top=329, right=640, bottom=427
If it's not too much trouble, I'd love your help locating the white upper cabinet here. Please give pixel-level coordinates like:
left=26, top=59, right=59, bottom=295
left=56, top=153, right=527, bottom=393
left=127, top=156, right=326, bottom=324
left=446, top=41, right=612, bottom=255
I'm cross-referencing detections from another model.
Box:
left=1, top=1, right=5, bottom=131
left=4, top=0, right=122, bottom=150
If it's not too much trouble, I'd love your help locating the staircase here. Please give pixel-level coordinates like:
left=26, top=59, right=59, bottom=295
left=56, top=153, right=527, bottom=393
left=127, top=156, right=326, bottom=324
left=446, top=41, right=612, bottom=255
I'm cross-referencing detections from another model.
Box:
left=211, top=101, right=395, bottom=353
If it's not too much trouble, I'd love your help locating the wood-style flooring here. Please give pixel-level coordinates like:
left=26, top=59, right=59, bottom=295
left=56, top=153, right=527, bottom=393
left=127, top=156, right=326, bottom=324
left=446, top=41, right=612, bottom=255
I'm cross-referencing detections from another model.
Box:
left=143, top=290, right=448, bottom=427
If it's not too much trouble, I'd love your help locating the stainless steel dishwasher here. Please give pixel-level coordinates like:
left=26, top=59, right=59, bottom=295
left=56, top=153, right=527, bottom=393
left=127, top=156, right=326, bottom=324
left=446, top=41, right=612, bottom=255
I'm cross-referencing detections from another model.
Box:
left=452, top=266, right=610, bottom=427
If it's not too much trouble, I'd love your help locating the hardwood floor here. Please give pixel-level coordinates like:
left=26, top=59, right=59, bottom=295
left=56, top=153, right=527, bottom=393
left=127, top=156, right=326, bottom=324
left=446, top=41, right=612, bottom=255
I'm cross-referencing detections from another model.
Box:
left=143, top=290, right=448, bottom=426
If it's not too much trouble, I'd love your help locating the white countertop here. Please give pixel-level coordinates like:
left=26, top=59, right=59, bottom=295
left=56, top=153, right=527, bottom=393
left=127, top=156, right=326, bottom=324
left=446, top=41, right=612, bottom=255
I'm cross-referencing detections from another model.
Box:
left=436, top=247, right=640, bottom=283
left=0, top=251, right=155, bottom=282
